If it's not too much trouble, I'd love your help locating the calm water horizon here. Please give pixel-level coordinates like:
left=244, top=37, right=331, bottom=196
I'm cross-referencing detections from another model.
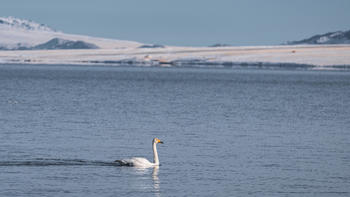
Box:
left=0, top=64, right=349, bottom=196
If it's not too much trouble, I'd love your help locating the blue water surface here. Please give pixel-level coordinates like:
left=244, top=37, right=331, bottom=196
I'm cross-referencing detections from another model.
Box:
left=0, top=64, right=349, bottom=196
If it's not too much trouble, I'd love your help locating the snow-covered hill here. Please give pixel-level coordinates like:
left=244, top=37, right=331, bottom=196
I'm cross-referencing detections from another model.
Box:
left=0, top=16, right=57, bottom=32
left=0, top=16, right=142, bottom=50
left=287, top=30, right=350, bottom=45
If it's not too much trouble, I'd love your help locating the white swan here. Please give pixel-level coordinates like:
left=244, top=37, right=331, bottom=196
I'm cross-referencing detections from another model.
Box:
left=115, top=138, right=164, bottom=168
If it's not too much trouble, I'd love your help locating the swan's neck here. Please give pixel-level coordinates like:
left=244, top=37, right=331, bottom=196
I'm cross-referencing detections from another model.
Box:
left=153, top=142, right=159, bottom=165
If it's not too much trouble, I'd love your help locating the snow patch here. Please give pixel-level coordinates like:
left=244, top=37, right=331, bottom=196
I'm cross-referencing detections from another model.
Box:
left=317, top=36, right=330, bottom=43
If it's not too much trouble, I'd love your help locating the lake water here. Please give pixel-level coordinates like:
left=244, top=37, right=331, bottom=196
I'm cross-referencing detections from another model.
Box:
left=0, top=64, right=349, bottom=196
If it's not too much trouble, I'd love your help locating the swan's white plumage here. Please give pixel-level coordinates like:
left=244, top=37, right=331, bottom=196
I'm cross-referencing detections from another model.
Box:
left=116, top=138, right=163, bottom=168
left=119, top=157, right=156, bottom=168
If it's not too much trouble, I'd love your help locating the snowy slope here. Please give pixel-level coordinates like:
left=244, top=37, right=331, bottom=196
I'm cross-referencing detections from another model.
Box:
left=287, top=30, right=350, bottom=45
left=0, top=16, right=142, bottom=49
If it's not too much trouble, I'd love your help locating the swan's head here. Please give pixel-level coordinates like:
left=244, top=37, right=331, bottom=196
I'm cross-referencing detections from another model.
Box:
left=153, top=138, right=164, bottom=144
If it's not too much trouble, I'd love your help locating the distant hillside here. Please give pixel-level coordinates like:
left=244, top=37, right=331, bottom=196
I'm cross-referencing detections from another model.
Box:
left=0, top=16, right=56, bottom=32
left=33, top=38, right=98, bottom=50
left=0, top=16, right=141, bottom=50
left=287, top=30, right=350, bottom=45
left=0, top=38, right=99, bottom=50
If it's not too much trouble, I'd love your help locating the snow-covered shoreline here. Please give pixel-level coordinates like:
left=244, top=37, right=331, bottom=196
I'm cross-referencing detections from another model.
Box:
left=1, top=17, right=349, bottom=70
left=0, top=44, right=350, bottom=70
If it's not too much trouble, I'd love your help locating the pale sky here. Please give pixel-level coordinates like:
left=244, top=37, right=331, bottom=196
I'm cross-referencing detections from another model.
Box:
left=1, top=0, right=349, bottom=46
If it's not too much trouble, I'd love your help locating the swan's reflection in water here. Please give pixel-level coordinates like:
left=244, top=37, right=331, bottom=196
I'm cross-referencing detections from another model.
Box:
left=152, top=166, right=160, bottom=196
left=126, top=166, right=160, bottom=196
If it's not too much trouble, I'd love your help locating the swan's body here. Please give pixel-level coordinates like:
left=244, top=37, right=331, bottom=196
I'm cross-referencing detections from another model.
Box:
left=115, top=138, right=163, bottom=168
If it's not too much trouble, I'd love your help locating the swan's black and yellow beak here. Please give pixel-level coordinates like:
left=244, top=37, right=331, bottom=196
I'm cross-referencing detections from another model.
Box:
left=157, top=139, right=164, bottom=144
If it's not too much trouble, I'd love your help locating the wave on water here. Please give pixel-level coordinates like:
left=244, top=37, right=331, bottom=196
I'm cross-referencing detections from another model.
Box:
left=0, top=158, right=121, bottom=167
